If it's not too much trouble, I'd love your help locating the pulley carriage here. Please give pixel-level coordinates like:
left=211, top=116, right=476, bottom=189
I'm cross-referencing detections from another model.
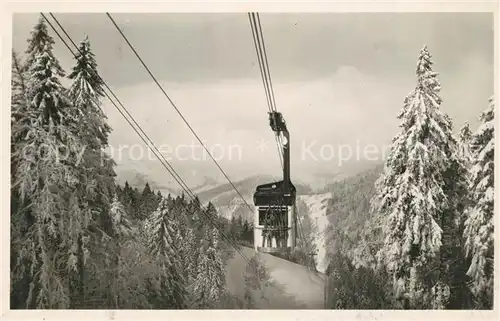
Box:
left=253, top=111, right=297, bottom=254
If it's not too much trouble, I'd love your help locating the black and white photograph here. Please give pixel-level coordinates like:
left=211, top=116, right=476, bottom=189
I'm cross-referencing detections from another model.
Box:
left=3, top=1, right=497, bottom=314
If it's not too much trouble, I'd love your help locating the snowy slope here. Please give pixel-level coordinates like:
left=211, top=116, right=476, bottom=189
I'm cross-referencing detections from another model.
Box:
left=191, top=176, right=222, bottom=194
left=298, top=193, right=332, bottom=273
left=225, top=246, right=325, bottom=309
left=297, top=193, right=332, bottom=273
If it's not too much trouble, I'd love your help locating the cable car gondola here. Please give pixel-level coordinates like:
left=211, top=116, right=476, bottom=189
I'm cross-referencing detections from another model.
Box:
left=253, top=111, right=296, bottom=254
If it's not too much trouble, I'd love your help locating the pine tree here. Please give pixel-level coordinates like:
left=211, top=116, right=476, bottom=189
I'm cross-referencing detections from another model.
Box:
left=129, top=187, right=142, bottom=219
left=10, top=52, right=30, bottom=287
left=106, top=194, right=135, bottom=307
left=463, top=96, right=494, bottom=308
left=458, top=122, right=473, bottom=167
left=352, top=213, right=385, bottom=270
left=200, top=201, right=219, bottom=233
left=442, top=126, right=474, bottom=309
left=154, top=190, right=164, bottom=209
left=11, top=51, right=29, bottom=149
left=189, top=198, right=207, bottom=238
left=115, top=184, right=123, bottom=198
left=143, top=182, right=152, bottom=194
left=229, top=216, right=242, bottom=240
left=183, top=227, right=198, bottom=282
left=145, top=198, right=187, bottom=308
left=206, top=201, right=217, bottom=218
left=235, top=215, right=244, bottom=241
left=175, top=203, right=190, bottom=239
left=10, top=51, right=34, bottom=307
left=66, top=35, right=117, bottom=308
left=121, top=182, right=138, bottom=218
left=110, top=194, right=134, bottom=239
left=11, top=15, right=86, bottom=308
left=191, top=228, right=226, bottom=308
left=140, top=183, right=157, bottom=220
left=242, top=220, right=252, bottom=244
left=66, top=35, right=116, bottom=219
left=165, top=193, right=174, bottom=210
left=373, top=45, right=465, bottom=308
left=121, top=181, right=132, bottom=203
left=11, top=51, right=28, bottom=93
left=67, top=35, right=111, bottom=147
left=24, top=16, right=64, bottom=75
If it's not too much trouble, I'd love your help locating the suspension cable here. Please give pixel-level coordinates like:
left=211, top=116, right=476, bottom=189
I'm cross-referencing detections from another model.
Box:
left=44, top=13, right=254, bottom=267
left=105, top=13, right=255, bottom=217
left=254, top=12, right=279, bottom=115
left=248, top=13, right=313, bottom=261
left=46, top=14, right=301, bottom=295
left=248, top=12, right=284, bottom=168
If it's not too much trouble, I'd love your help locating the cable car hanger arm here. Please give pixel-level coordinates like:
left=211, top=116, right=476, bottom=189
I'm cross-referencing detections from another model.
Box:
left=268, top=111, right=292, bottom=194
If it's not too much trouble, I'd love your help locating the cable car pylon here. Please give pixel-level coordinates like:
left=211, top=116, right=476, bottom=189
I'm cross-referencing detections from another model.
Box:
left=253, top=111, right=297, bottom=254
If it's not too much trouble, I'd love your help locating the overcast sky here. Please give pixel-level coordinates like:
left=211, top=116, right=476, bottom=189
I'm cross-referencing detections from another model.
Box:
left=12, top=13, right=494, bottom=187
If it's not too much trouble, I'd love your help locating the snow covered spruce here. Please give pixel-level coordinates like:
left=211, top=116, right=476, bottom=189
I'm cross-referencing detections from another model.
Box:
left=10, top=16, right=235, bottom=309
left=463, top=96, right=495, bottom=308
left=369, top=45, right=493, bottom=309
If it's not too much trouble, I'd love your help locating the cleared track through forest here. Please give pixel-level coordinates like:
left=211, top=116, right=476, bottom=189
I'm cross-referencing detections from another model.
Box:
left=225, top=246, right=325, bottom=309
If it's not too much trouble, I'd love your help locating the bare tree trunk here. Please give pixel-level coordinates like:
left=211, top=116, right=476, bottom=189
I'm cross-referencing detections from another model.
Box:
left=408, top=264, right=418, bottom=309
left=113, top=254, right=120, bottom=308
left=77, top=235, right=85, bottom=308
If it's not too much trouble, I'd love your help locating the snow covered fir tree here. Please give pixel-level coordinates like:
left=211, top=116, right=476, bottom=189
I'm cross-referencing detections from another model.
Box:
left=361, top=45, right=493, bottom=309
left=10, top=15, right=494, bottom=310
left=323, top=45, right=493, bottom=310
left=9, top=15, right=244, bottom=309
left=376, top=45, right=459, bottom=308
left=463, top=96, right=495, bottom=309
left=11, top=16, right=89, bottom=309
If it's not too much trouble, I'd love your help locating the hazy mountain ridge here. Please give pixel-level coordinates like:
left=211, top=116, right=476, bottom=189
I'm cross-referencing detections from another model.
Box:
left=191, top=176, right=222, bottom=193
left=114, top=166, right=180, bottom=195
left=115, top=160, right=385, bottom=270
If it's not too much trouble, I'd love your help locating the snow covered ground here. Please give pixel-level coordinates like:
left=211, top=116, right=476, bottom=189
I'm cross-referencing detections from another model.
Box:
left=225, top=246, right=325, bottom=309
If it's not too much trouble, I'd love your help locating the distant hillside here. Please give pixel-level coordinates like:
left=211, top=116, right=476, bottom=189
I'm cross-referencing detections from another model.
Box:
left=197, top=175, right=314, bottom=204
left=115, top=167, right=180, bottom=196
left=321, top=164, right=384, bottom=259
left=296, top=193, right=332, bottom=273
left=191, top=176, right=221, bottom=194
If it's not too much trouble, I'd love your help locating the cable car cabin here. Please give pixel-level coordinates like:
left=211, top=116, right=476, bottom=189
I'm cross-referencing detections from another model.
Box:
left=253, top=181, right=296, bottom=253
left=253, top=111, right=297, bottom=254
